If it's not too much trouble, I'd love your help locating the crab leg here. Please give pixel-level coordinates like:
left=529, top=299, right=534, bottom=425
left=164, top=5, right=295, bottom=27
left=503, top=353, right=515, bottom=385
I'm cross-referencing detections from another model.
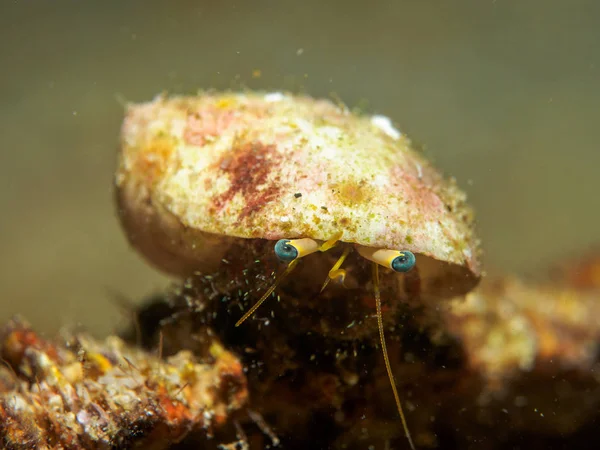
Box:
left=320, top=246, right=352, bottom=293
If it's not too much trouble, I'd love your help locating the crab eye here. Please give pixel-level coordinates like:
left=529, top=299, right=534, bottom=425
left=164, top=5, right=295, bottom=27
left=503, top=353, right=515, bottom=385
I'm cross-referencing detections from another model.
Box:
left=356, top=246, right=417, bottom=272
left=391, top=251, right=416, bottom=272
left=274, top=237, right=320, bottom=262
left=274, top=239, right=298, bottom=262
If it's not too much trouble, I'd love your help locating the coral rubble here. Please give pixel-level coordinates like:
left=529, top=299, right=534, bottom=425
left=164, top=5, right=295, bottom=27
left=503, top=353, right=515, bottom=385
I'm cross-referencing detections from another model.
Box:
left=0, top=318, right=247, bottom=449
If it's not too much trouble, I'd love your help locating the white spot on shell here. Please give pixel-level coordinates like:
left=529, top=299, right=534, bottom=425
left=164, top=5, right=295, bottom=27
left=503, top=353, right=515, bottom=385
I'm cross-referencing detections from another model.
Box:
left=321, top=146, right=338, bottom=159
left=316, top=127, right=343, bottom=159
left=264, top=92, right=285, bottom=102
left=294, top=118, right=313, bottom=134
left=371, top=115, right=401, bottom=140
left=280, top=216, right=291, bottom=223
left=319, top=126, right=343, bottom=139
left=415, top=163, right=423, bottom=179
left=463, top=248, right=472, bottom=261
left=373, top=174, right=389, bottom=187
left=170, top=168, right=193, bottom=192
left=171, top=118, right=187, bottom=137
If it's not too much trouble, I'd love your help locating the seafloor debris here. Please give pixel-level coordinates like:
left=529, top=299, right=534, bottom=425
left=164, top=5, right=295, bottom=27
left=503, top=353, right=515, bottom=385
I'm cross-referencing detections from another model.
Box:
left=439, top=274, right=600, bottom=448
left=0, top=317, right=247, bottom=449
left=548, top=249, right=600, bottom=291
left=444, top=275, right=600, bottom=388
left=120, top=254, right=600, bottom=450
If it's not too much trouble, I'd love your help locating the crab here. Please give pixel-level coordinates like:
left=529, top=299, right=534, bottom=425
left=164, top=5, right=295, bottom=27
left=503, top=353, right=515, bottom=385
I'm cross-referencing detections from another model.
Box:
left=115, top=91, right=481, bottom=449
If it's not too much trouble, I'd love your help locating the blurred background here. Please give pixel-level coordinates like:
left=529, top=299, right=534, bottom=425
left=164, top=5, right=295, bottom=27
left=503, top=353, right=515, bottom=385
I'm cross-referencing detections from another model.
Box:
left=0, top=0, right=598, bottom=337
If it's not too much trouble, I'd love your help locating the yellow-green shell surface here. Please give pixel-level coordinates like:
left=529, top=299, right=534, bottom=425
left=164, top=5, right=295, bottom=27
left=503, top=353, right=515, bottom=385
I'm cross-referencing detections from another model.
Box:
left=116, top=92, right=480, bottom=279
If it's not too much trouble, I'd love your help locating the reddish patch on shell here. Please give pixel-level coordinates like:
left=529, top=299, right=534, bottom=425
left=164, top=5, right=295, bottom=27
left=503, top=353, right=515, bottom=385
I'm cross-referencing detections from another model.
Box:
left=184, top=108, right=236, bottom=146
left=390, top=166, right=444, bottom=215
left=213, top=141, right=283, bottom=222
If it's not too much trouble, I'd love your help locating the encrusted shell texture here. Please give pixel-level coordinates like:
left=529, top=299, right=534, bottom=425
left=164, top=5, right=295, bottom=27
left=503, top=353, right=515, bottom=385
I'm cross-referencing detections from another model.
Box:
left=116, top=91, right=480, bottom=281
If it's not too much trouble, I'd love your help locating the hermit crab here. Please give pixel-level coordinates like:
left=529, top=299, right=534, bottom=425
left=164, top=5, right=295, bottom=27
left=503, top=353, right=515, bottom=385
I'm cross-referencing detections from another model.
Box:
left=115, top=91, right=481, bottom=449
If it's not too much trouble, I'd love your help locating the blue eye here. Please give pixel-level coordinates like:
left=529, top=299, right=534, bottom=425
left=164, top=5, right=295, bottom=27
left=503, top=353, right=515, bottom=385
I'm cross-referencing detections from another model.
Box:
left=274, top=239, right=299, bottom=262
left=391, top=251, right=416, bottom=272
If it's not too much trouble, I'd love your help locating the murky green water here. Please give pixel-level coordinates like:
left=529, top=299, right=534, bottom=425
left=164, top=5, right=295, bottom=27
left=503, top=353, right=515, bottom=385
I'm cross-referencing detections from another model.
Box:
left=1, top=1, right=598, bottom=336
